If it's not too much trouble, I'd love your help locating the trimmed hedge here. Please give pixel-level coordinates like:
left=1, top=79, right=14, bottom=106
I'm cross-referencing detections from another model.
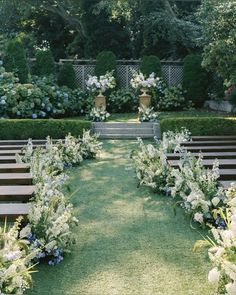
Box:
left=140, top=55, right=162, bottom=77
left=160, top=117, right=236, bottom=136
left=0, top=119, right=91, bottom=139
left=95, top=51, right=117, bottom=76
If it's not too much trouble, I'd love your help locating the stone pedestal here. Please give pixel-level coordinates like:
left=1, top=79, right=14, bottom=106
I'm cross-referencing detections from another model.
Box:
left=95, top=94, right=106, bottom=109
left=139, top=93, right=151, bottom=108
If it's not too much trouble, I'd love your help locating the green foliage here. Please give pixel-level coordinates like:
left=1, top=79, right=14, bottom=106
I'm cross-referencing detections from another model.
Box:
left=151, top=79, right=190, bottom=111
left=197, top=0, right=236, bottom=84
left=108, top=89, right=138, bottom=113
left=183, top=54, right=210, bottom=106
left=95, top=51, right=117, bottom=76
left=35, top=49, right=55, bottom=76
left=160, top=117, right=236, bottom=136
left=140, top=55, right=162, bottom=77
left=58, top=62, right=77, bottom=89
left=0, top=119, right=91, bottom=139
left=4, top=38, right=29, bottom=83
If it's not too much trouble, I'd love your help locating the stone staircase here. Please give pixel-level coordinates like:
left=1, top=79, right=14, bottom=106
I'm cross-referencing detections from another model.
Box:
left=92, top=122, right=160, bottom=139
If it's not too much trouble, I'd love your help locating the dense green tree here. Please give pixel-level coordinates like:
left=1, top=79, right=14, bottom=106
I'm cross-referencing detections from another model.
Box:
left=183, top=54, right=210, bottom=106
left=58, top=62, right=77, bottom=89
left=35, top=49, right=55, bottom=76
left=197, top=0, right=236, bottom=84
left=4, top=38, right=29, bottom=83
left=95, top=51, right=117, bottom=76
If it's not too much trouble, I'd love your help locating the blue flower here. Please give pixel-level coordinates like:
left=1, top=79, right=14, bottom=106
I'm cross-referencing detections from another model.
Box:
left=32, top=113, right=37, bottom=119
left=16, top=111, right=21, bottom=116
left=47, top=106, right=51, bottom=112
left=41, top=103, right=45, bottom=108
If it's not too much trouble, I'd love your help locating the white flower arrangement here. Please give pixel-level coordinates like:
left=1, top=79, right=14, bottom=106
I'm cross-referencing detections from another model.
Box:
left=0, top=218, right=37, bottom=294
left=131, top=138, right=171, bottom=193
left=195, top=185, right=236, bottom=294
left=130, top=70, right=159, bottom=90
left=88, top=107, right=110, bottom=122
left=86, top=71, right=116, bottom=93
left=138, top=105, right=159, bottom=122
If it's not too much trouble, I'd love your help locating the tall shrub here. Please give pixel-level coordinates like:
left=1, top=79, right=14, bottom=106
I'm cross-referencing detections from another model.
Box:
left=95, top=51, right=117, bottom=76
left=4, top=38, right=29, bottom=83
left=183, top=54, right=210, bottom=107
left=35, top=49, right=55, bottom=76
left=58, top=62, right=77, bottom=89
left=140, top=55, right=162, bottom=77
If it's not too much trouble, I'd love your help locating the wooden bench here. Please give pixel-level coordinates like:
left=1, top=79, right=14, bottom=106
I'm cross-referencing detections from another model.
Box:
left=192, top=136, right=236, bottom=141
left=0, top=139, right=63, bottom=145
left=0, top=164, right=30, bottom=173
left=168, top=159, right=236, bottom=169
left=0, top=156, right=17, bottom=163
left=166, top=152, right=236, bottom=160
left=0, top=173, right=32, bottom=185
left=219, top=181, right=235, bottom=190
left=185, top=146, right=236, bottom=152
left=182, top=140, right=236, bottom=146
left=0, top=203, right=29, bottom=220
left=0, top=185, right=35, bottom=201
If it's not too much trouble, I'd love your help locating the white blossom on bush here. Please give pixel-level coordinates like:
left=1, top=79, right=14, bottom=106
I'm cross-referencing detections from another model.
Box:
left=86, top=71, right=116, bottom=93
left=130, top=71, right=159, bottom=89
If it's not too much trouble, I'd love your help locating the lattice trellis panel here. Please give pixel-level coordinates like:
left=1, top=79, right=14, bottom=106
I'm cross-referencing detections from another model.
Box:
left=73, top=65, right=95, bottom=89
left=161, top=65, right=183, bottom=86
left=72, top=63, right=183, bottom=90
left=117, top=64, right=139, bottom=89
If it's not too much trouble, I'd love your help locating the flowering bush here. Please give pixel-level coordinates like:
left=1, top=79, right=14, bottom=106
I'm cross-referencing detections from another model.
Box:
left=0, top=63, right=90, bottom=119
left=16, top=131, right=102, bottom=266
left=130, top=71, right=159, bottom=90
left=108, top=89, right=138, bottom=113
left=86, top=71, right=116, bottom=93
left=169, top=154, right=225, bottom=226
left=131, top=138, right=171, bottom=193
left=138, top=105, right=159, bottom=122
left=0, top=218, right=37, bottom=294
left=150, top=80, right=192, bottom=111
left=88, top=107, right=110, bottom=122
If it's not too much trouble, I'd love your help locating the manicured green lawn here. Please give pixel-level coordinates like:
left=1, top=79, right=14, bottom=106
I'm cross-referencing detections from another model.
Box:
left=26, top=140, right=216, bottom=295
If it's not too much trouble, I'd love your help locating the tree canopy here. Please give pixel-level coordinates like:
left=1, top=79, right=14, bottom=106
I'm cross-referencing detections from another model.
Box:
left=0, top=0, right=201, bottom=59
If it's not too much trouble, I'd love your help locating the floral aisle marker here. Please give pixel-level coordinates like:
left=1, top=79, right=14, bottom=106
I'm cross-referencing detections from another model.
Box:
left=0, top=130, right=102, bottom=294
left=138, top=104, right=159, bottom=122
left=88, top=106, right=110, bottom=122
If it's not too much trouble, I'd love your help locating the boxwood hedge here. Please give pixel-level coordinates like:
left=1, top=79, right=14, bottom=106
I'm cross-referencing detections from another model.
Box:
left=0, top=119, right=91, bottom=139
left=160, top=117, right=236, bottom=136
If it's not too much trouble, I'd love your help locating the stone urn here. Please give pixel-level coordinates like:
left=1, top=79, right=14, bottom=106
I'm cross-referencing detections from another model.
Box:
left=139, top=88, right=151, bottom=108
left=95, top=90, right=106, bottom=109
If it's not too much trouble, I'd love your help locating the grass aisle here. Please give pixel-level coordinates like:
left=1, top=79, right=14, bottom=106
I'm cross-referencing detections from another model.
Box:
left=27, top=140, right=216, bottom=295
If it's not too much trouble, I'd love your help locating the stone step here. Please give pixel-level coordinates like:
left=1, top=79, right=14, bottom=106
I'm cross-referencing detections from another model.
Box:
left=0, top=150, right=23, bottom=156
left=95, top=128, right=155, bottom=135
left=0, top=145, right=43, bottom=151
left=99, top=134, right=154, bottom=139
left=92, top=122, right=155, bottom=129
left=192, top=136, right=236, bottom=141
